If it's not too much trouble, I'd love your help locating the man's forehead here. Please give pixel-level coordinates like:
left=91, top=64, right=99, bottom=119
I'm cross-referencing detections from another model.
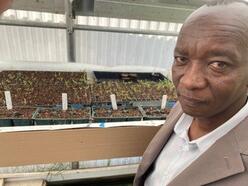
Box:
left=178, top=1, right=248, bottom=50
left=175, top=36, right=242, bottom=61
left=185, top=0, right=248, bottom=25
left=185, top=1, right=248, bottom=26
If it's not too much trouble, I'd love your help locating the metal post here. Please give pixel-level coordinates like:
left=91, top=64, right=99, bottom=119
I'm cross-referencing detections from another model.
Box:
left=65, top=0, right=76, bottom=63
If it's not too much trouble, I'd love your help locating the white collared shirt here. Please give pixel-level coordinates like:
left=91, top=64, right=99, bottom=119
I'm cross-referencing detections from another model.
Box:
left=145, top=100, right=248, bottom=186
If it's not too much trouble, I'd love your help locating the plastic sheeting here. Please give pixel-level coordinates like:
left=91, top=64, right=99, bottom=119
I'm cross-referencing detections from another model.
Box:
left=0, top=24, right=177, bottom=70
left=75, top=30, right=176, bottom=70
left=0, top=25, right=67, bottom=62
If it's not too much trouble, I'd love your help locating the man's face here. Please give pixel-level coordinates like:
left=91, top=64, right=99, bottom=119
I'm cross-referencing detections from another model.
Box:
left=0, top=0, right=12, bottom=14
left=172, top=13, right=248, bottom=118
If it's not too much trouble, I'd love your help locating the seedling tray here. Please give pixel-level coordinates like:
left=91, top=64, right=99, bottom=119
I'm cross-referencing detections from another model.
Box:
left=0, top=119, right=12, bottom=127
left=0, top=107, right=36, bottom=127
left=55, top=103, right=91, bottom=110
left=0, top=71, right=89, bottom=107
left=94, top=71, right=165, bottom=81
left=139, top=106, right=170, bottom=120
left=92, top=106, right=142, bottom=123
left=33, top=107, right=91, bottom=125
left=12, top=119, right=33, bottom=126
left=91, top=101, right=130, bottom=108
left=92, top=80, right=135, bottom=104
left=132, top=100, right=176, bottom=108
left=166, top=100, right=176, bottom=109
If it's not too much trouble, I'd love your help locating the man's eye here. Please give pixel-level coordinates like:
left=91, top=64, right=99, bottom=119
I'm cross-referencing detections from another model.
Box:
left=209, top=61, right=227, bottom=71
left=174, top=56, right=188, bottom=65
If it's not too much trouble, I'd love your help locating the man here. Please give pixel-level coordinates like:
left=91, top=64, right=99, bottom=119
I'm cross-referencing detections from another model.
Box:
left=0, top=0, right=12, bottom=14
left=134, top=0, right=248, bottom=185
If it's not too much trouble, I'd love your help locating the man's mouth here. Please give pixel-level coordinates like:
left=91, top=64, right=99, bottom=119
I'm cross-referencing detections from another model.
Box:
left=180, top=95, right=206, bottom=106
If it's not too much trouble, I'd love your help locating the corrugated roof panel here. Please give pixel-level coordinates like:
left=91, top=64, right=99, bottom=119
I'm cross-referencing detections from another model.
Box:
left=76, top=16, right=181, bottom=33
left=109, top=17, right=119, bottom=27
left=0, top=25, right=67, bottom=62
left=1, top=9, right=66, bottom=23
left=150, top=21, right=158, bottom=30
left=16, top=10, right=28, bottom=20
left=0, top=9, right=179, bottom=69
left=168, top=23, right=176, bottom=32
left=28, top=11, right=42, bottom=21
left=88, top=16, right=98, bottom=26
left=98, top=17, right=109, bottom=27
left=139, top=20, right=148, bottom=30
left=158, top=22, right=166, bottom=31
left=75, top=30, right=177, bottom=69
left=41, top=12, right=54, bottom=22
left=77, top=15, right=87, bottom=25
left=119, top=19, right=129, bottom=28
left=130, top=19, right=139, bottom=29
left=1, top=10, right=181, bottom=34
left=2, top=9, right=16, bottom=19
left=177, top=23, right=183, bottom=32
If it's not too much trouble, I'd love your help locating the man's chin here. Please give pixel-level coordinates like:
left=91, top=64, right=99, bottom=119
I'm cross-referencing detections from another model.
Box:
left=181, top=105, right=209, bottom=117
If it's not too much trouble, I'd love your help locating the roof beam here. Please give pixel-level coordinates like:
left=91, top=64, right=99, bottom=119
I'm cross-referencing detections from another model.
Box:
left=0, top=19, right=179, bottom=36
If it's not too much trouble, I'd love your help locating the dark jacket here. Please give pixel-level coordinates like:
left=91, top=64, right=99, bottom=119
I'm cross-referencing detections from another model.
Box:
left=134, top=103, right=248, bottom=186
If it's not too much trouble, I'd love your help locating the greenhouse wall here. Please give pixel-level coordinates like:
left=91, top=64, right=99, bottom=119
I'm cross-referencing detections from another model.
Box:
left=0, top=25, right=67, bottom=62
left=0, top=25, right=177, bottom=70
left=75, top=30, right=176, bottom=69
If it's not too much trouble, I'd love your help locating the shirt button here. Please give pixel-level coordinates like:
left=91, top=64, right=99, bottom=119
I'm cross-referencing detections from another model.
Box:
left=188, top=143, right=198, bottom=150
left=182, top=145, right=189, bottom=151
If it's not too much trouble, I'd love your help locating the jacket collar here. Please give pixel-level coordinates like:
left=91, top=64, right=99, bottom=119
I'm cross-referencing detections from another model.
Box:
left=135, top=102, right=248, bottom=186
left=168, top=129, right=245, bottom=186
left=169, top=116, right=248, bottom=186
left=135, top=102, right=183, bottom=181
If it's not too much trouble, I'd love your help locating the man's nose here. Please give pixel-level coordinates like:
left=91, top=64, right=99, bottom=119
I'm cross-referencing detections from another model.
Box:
left=180, top=63, right=207, bottom=90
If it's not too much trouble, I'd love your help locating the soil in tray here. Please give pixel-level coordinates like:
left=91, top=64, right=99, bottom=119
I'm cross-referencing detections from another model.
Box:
left=94, top=107, right=142, bottom=118
left=0, top=71, right=87, bottom=86
left=0, top=91, right=4, bottom=106
left=0, top=107, right=36, bottom=126
left=65, top=85, right=91, bottom=105
left=0, top=71, right=90, bottom=106
left=24, top=85, right=91, bottom=106
left=129, top=80, right=177, bottom=101
left=143, top=107, right=171, bottom=117
left=92, top=80, right=136, bottom=103
left=0, top=107, right=35, bottom=119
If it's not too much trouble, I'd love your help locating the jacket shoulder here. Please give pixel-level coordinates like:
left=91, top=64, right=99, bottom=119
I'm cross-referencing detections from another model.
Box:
left=233, top=116, right=248, bottom=154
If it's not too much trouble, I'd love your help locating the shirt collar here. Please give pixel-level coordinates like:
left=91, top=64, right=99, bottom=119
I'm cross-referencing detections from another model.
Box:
left=174, top=114, right=200, bottom=150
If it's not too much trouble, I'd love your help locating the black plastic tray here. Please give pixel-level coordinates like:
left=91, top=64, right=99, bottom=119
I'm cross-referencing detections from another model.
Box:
left=0, top=119, right=13, bottom=127
left=94, top=71, right=166, bottom=82
left=0, top=106, right=36, bottom=127
left=92, top=106, right=143, bottom=123
left=33, top=107, right=91, bottom=125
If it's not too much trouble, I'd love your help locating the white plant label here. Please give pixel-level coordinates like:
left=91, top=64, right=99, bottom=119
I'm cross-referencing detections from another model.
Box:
left=62, top=93, right=68, bottom=111
left=4, top=91, right=13, bottom=110
left=161, top=95, right=168, bottom=110
left=110, top=94, right=118, bottom=110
